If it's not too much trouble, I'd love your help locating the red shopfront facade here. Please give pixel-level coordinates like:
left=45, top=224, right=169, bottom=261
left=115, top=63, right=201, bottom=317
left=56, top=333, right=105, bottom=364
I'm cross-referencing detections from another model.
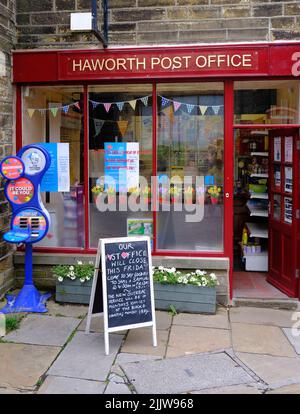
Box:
left=12, top=43, right=300, bottom=301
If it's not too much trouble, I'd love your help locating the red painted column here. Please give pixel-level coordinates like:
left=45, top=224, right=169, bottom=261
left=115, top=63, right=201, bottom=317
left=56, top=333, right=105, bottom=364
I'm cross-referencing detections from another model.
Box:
left=224, top=80, right=234, bottom=300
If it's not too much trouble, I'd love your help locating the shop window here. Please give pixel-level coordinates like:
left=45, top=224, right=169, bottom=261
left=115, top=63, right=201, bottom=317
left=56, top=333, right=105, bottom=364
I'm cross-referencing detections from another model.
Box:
left=88, top=85, right=153, bottom=248
left=22, top=86, right=85, bottom=248
left=156, top=82, right=224, bottom=252
left=234, top=80, right=300, bottom=124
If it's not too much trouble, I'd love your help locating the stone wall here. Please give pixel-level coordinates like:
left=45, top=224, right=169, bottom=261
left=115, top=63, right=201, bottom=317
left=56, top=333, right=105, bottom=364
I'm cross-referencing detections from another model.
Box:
left=16, top=0, right=300, bottom=49
left=0, top=0, right=16, bottom=298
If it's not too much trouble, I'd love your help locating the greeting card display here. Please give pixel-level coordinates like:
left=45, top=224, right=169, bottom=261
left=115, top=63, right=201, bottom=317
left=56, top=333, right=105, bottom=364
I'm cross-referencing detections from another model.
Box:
left=0, top=145, right=52, bottom=314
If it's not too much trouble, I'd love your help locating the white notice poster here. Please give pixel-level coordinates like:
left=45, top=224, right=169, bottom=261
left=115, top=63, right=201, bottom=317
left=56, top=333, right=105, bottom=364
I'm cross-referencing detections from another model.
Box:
left=274, top=137, right=281, bottom=162
left=285, top=136, right=293, bottom=163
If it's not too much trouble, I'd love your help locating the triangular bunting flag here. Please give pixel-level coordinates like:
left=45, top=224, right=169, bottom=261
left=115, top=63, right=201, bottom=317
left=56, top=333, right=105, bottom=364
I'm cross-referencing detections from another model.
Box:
left=50, top=107, right=59, bottom=117
left=173, top=101, right=181, bottom=112
left=116, top=102, right=125, bottom=111
left=62, top=105, right=69, bottom=114
left=39, top=109, right=46, bottom=115
left=129, top=100, right=137, bottom=110
left=27, top=109, right=35, bottom=118
left=117, top=120, right=129, bottom=138
left=103, top=103, right=112, bottom=113
left=199, top=105, right=208, bottom=115
left=212, top=106, right=220, bottom=115
left=186, top=104, right=194, bottom=114
left=140, top=96, right=149, bottom=106
left=74, top=101, right=81, bottom=110
left=94, top=119, right=105, bottom=136
left=161, top=96, right=169, bottom=107
left=163, top=105, right=174, bottom=123
left=91, top=101, right=98, bottom=110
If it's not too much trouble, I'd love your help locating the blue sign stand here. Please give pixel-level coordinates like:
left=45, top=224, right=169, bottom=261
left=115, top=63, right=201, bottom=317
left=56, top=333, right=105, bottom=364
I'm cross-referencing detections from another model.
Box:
left=0, top=145, right=52, bottom=314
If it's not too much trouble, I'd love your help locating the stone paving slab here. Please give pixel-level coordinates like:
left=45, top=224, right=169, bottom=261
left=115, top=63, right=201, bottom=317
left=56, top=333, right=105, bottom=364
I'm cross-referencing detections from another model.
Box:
left=283, top=328, right=300, bottom=354
left=0, top=343, right=60, bottom=389
left=78, top=315, right=127, bottom=335
left=166, top=325, right=231, bottom=357
left=236, top=352, right=300, bottom=385
left=191, top=384, right=262, bottom=394
left=231, top=323, right=296, bottom=357
left=48, top=331, right=123, bottom=381
left=121, top=352, right=254, bottom=394
left=121, top=328, right=168, bottom=357
left=230, top=307, right=295, bottom=328
left=104, top=381, right=132, bottom=394
left=266, top=383, right=300, bottom=394
left=78, top=310, right=170, bottom=333
left=116, top=353, right=162, bottom=365
left=4, top=315, right=80, bottom=347
left=0, top=387, right=34, bottom=394
left=37, top=375, right=106, bottom=394
left=46, top=301, right=88, bottom=318
left=173, top=308, right=229, bottom=330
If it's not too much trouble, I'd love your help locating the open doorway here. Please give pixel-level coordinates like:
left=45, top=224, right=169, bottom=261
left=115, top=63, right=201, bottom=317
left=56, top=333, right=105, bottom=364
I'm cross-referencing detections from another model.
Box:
left=233, top=128, right=299, bottom=299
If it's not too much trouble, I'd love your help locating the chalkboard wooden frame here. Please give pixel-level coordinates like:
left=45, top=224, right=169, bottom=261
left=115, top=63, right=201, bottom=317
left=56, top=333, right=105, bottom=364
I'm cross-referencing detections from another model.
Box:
left=86, top=236, right=157, bottom=356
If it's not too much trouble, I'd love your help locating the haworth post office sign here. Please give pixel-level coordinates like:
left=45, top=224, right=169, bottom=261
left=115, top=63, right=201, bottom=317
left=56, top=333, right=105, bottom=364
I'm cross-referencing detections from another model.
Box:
left=58, top=47, right=268, bottom=80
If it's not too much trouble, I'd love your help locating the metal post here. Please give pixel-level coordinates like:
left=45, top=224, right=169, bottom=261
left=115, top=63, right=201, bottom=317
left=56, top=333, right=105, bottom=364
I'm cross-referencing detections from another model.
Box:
left=24, top=244, right=33, bottom=286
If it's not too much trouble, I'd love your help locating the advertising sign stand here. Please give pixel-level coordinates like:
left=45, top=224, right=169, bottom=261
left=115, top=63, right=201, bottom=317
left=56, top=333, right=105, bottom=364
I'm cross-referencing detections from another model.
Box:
left=86, top=236, right=157, bottom=356
left=0, top=145, right=52, bottom=314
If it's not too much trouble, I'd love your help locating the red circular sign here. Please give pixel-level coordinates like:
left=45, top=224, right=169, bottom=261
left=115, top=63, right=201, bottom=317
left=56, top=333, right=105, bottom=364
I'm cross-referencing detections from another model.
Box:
left=0, top=157, right=24, bottom=180
left=7, top=178, right=34, bottom=205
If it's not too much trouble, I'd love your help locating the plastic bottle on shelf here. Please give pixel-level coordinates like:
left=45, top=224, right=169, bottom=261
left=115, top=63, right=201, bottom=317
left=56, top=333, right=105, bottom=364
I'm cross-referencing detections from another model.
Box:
left=242, top=227, right=248, bottom=245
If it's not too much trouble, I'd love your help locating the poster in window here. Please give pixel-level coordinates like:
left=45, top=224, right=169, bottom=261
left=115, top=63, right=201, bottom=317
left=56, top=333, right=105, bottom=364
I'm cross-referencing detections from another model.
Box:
left=274, top=164, right=281, bottom=188
left=284, top=197, right=292, bottom=224
left=284, top=136, right=293, bottom=163
left=274, top=137, right=281, bottom=162
left=284, top=166, right=293, bottom=193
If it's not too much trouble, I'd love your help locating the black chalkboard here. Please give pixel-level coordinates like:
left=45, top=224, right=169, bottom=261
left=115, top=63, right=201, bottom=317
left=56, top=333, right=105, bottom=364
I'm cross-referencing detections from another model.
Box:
left=102, top=238, right=154, bottom=329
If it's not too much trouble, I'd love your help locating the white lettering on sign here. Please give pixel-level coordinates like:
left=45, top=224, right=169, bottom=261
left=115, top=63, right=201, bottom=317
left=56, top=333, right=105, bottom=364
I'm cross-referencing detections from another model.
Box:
left=71, top=53, right=254, bottom=73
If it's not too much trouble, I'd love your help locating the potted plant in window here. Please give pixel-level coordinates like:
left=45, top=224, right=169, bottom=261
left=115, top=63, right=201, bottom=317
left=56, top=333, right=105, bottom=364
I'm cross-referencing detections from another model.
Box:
left=153, top=266, right=219, bottom=314
left=91, top=184, right=104, bottom=205
left=208, top=185, right=222, bottom=204
left=184, top=186, right=194, bottom=204
left=53, top=261, right=94, bottom=304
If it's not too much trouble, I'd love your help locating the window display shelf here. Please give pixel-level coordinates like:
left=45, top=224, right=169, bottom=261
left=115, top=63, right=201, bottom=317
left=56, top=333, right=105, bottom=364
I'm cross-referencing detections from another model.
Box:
left=246, top=202, right=268, bottom=217
left=250, top=152, right=268, bottom=157
left=246, top=222, right=268, bottom=238
left=249, top=192, right=268, bottom=199
left=250, top=173, right=268, bottom=178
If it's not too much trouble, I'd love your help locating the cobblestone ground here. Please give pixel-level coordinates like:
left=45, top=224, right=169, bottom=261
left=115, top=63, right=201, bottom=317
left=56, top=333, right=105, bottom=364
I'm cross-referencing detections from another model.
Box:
left=0, top=298, right=300, bottom=394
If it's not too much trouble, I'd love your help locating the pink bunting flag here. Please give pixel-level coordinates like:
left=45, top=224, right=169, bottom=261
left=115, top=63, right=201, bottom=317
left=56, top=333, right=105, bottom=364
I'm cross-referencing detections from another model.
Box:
left=103, top=103, right=112, bottom=113
left=74, top=101, right=81, bottom=110
left=173, top=101, right=181, bottom=112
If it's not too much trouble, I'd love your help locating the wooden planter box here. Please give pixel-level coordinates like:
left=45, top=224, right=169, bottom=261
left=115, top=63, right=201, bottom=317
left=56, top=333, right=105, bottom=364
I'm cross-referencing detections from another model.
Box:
left=55, top=279, right=93, bottom=304
left=154, top=283, right=216, bottom=314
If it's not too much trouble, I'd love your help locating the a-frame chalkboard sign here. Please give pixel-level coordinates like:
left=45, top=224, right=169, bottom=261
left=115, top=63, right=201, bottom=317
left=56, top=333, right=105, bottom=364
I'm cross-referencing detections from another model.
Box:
left=86, top=236, right=157, bottom=355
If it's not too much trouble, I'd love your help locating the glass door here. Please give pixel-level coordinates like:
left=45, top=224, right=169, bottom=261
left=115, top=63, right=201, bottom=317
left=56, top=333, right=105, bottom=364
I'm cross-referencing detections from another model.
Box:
left=268, top=129, right=299, bottom=297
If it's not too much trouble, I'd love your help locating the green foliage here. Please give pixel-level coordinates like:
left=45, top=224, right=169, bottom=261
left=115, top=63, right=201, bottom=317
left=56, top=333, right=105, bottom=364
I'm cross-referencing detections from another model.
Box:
left=53, top=260, right=94, bottom=283
left=152, top=266, right=219, bottom=287
left=5, top=316, right=21, bottom=333
left=168, top=304, right=178, bottom=316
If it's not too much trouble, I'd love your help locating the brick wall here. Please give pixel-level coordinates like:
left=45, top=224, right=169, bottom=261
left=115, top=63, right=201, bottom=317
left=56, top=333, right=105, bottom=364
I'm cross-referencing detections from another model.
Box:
left=16, top=0, right=300, bottom=49
left=0, top=0, right=16, bottom=298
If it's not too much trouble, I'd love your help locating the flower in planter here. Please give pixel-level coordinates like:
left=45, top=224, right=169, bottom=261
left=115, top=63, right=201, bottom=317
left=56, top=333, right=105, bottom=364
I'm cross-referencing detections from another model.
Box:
left=152, top=266, right=219, bottom=287
left=53, top=261, right=94, bottom=284
left=207, top=185, right=222, bottom=204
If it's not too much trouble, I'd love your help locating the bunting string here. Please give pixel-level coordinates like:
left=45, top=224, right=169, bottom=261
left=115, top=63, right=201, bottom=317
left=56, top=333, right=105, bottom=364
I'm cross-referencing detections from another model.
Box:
left=25, top=101, right=81, bottom=118
left=89, top=94, right=152, bottom=111
left=158, top=95, right=224, bottom=115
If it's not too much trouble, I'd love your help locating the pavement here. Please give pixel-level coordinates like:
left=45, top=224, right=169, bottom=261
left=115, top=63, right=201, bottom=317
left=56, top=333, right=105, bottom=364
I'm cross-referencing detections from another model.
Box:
left=0, top=300, right=300, bottom=394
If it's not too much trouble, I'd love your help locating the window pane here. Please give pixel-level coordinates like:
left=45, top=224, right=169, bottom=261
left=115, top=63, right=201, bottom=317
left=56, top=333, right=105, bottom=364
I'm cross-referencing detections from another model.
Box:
left=22, top=86, right=85, bottom=248
left=88, top=85, right=153, bottom=248
left=157, top=82, right=224, bottom=252
left=234, top=80, right=300, bottom=124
